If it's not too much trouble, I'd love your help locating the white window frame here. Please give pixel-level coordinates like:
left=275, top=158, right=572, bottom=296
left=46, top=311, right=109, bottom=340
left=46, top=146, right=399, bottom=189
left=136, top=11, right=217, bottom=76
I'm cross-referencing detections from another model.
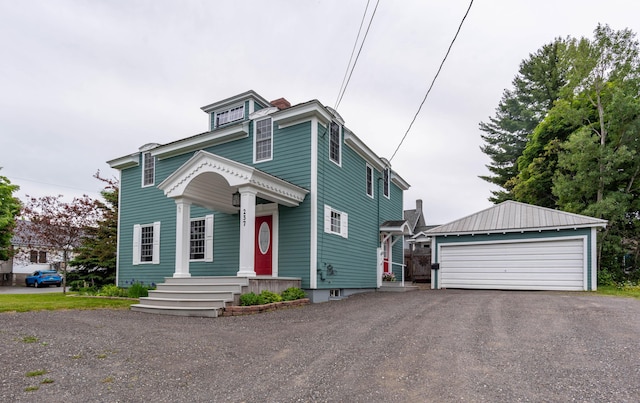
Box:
left=366, top=164, right=374, bottom=198
left=324, top=205, right=348, bottom=239
left=254, top=117, right=273, bottom=163
left=383, top=168, right=390, bottom=199
left=133, top=222, right=160, bottom=265
left=142, top=152, right=155, bottom=187
left=213, top=104, right=245, bottom=129
left=329, top=122, right=341, bottom=166
left=189, top=214, right=214, bottom=262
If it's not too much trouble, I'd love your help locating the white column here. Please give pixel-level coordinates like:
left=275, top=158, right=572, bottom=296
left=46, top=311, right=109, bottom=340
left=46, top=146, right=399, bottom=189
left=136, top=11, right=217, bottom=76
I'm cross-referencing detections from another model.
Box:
left=237, top=188, right=257, bottom=277
left=173, top=198, right=192, bottom=278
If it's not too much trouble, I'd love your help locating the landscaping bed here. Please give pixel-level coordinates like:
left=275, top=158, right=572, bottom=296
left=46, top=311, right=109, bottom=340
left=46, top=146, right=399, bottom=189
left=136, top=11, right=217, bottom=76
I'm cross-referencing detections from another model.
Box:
left=222, top=298, right=310, bottom=316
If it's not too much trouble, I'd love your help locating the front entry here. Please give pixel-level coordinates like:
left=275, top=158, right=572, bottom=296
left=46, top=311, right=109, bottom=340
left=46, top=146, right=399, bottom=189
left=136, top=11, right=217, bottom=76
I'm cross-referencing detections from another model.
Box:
left=383, top=237, right=392, bottom=273
left=255, top=215, right=273, bottom=275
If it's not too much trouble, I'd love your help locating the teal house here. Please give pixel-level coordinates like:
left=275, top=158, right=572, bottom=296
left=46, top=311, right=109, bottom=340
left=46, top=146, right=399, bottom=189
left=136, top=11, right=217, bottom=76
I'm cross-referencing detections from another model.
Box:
left=108, top=90, right=411, bottom=308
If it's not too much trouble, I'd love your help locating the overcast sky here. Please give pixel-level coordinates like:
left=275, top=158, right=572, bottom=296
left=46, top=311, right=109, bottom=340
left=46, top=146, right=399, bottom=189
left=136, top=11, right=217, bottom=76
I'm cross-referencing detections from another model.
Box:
left=1, top=0, right=639, bottom=224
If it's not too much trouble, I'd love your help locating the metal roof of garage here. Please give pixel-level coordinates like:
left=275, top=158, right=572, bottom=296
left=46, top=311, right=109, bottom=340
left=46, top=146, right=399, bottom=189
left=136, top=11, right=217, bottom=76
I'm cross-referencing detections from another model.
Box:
left=425, top=200, right=607, bottom=236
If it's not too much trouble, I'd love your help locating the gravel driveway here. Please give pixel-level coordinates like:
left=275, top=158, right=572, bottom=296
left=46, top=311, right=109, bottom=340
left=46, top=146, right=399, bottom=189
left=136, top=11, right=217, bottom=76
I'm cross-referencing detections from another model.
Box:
left=2, top=289, right=639, bottom=402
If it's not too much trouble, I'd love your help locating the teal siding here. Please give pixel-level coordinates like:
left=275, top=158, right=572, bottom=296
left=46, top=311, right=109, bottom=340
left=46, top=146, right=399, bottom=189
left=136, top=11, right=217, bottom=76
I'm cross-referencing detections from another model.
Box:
left=315, top=122, right=404, bottom=289
left=117, top=118, right=313, bottom=287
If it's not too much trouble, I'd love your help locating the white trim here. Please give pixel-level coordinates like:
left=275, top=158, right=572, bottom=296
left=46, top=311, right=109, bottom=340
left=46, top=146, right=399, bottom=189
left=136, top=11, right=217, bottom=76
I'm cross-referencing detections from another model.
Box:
left=324, top=204, right=348, bottom=239
left=329, top=122, right=342, bottom=167
left=132, top=224, right=140, bottom=265
left=253, top=117, right=273, bottom=163
left=115, top=170, right=122, bottom=285
left=590, top=227, right=597, bottom=291
left=256, top=203, right=279, bottom=277
left=200, top=90, right=270, bottom=114
left=152, top=221, right=160, bottom=264
left=142, top=152, right=155, bottom=188
left=152, top=123, right=249, bottom=161
left=205, top=214, right=214, bottom=263
left=108, top=153, right=139, bottom=170
left=366, top=164, right=374, bottom=198
left=310, top=118, right=318, bottom=289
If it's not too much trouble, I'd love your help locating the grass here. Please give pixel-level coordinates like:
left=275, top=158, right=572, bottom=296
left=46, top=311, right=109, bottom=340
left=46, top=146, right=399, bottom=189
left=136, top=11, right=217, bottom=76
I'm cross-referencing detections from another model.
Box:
left=0, top=293, right=135, bottom=313
left=596, top=285, right=640, bottom=299
left=26, top=369, right=47, bottom=377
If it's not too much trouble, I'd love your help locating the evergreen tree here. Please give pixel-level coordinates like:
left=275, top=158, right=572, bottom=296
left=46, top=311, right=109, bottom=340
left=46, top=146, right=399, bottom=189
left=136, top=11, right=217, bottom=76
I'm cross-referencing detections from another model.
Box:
left=0, top=171, right=21, bottom=261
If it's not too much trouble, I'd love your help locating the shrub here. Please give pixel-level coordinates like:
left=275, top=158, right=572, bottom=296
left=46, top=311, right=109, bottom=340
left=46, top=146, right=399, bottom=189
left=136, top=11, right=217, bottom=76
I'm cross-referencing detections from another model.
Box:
left=239, top=292, right=266, bottom=306
left=97, top=284, right=128, bottom=297
left=259, top=290, right=282, bottom=303
left=598, top=269, right=616, bottom=287
left=125, top=279, right=155, bottom=298
left=281, top=287, right=306, bottom=301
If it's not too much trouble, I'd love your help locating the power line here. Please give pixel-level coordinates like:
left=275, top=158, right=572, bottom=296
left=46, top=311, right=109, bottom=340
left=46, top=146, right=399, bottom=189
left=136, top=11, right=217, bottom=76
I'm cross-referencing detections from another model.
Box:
left=389, top=0, right=474, bottom=162
left=334, top=0, right=371, bottom=110
left=334, top=0, right=381, bottom=110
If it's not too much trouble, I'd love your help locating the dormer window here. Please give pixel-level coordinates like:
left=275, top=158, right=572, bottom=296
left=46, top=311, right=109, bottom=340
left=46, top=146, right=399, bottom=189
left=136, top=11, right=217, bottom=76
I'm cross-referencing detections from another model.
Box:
left=214, top=105, right=244, bottom=128
left=142, top=152, right=155, bottom=187
left=329, top=122, right=341, bottom=166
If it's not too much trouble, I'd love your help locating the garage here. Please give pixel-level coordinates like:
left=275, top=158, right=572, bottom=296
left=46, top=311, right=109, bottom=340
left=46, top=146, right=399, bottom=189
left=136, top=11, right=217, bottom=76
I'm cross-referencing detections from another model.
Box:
left=426, top=201, right=607, bottom=291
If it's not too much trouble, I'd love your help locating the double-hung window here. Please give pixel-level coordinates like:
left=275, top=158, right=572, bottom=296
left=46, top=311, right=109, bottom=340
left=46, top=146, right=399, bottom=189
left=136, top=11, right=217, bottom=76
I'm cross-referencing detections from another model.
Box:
left=190, top=215, right=214, bottom=262
left=142, top=152, right=155, bottom=187
left=324, top=205, right=348, bottom=239
left=133, top=222, right=161, bottom=265
left=366, top=164, right=374, bottom=198
left=30, top=251, right=47, bottom=263
left=215, top=105, right=244, bottom=128
left=254, top=118, right=272, bottom=162
left=329, top=122, right=341, bottom=165
left=383, top=168, right=390, bottom=199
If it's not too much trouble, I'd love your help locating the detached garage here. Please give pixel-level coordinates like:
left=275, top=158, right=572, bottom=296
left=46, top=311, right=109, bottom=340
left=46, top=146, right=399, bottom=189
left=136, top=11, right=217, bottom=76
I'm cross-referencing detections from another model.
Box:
left=426, top=201, right=607, bottom=291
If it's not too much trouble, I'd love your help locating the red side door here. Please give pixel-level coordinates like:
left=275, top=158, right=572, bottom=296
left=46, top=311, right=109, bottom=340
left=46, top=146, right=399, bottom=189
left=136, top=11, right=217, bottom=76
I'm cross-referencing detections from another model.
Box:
left=255, top=215, right=272, bottom=276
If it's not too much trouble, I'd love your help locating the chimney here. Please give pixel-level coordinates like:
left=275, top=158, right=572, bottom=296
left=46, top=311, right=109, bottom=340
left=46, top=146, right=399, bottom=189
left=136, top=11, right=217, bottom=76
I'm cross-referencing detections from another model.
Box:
left=270, top=98, right=291, bottom=110
left=416, top=199, right=423, bottom=212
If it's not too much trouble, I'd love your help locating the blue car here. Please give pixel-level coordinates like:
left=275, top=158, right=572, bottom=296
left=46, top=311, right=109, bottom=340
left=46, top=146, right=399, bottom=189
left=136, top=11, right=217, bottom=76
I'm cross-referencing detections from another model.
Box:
left=25, top=270, right=63, bottom=288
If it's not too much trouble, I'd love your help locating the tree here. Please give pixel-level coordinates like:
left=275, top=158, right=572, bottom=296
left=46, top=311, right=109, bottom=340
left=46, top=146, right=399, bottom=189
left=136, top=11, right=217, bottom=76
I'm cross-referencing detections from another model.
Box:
left=479, top=39, right=569, bottom=202
left=69, top=172, right=119, bottom=287
left=0, top=171, right=21, bottom=261
left=20, top=194, right=100, bottom=293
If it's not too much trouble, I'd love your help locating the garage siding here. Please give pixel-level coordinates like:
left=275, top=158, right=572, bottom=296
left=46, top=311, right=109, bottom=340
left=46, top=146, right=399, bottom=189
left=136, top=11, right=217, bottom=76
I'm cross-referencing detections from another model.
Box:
left=439, top=238, right=585, bottom=291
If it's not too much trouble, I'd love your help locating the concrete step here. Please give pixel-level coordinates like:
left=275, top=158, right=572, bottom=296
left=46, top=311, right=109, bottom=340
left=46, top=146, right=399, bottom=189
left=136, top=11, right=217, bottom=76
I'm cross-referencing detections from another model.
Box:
left=131, top=304, right=222, bottom=318
left=139, top=297, right=227, bottom=309
left=155, top=283, right=245, bottom=293
left=163, top=276, right=249, bottom=286
left=148, top=289, right=234, bottom=300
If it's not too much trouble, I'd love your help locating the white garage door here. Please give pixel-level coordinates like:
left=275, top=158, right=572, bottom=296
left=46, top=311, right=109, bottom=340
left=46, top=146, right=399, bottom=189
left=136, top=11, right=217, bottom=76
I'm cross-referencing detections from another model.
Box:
left=439, top=238, right=585, bottom=291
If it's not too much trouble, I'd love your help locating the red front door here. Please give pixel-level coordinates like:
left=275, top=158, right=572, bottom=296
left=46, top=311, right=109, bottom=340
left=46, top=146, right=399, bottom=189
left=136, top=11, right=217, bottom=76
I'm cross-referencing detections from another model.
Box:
left=255, top=215, right=273, bottom=275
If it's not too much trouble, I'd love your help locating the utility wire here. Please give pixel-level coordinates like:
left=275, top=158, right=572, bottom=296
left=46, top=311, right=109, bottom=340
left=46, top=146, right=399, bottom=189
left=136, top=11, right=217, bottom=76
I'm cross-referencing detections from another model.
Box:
left=334, top=0, right=381, bottom=110
left=334, top=0, right=370, bottom=110
left=389, top=0, right=474, bottom=162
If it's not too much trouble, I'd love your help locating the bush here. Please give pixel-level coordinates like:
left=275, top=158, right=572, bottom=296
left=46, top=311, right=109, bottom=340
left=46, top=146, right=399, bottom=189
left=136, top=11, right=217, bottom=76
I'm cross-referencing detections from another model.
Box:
left=598, top=269, right=616, bottom=287
left=281, top=287, right=306, bottom=301
left=239, top=292, right=266, bottom=306
left=260, top=290, right=282, bottom=303
left=97, top=284, right=128, bottom=297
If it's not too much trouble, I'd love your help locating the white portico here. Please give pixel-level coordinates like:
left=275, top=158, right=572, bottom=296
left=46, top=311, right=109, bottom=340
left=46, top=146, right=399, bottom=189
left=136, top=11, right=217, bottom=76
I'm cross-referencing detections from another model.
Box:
left=157, top=150, right=308, bottom=278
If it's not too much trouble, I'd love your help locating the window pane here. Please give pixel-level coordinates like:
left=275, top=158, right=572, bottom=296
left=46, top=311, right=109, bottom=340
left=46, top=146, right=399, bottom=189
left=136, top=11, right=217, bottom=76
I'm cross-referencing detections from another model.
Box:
left=39, top=251, right=47, bottom=263
left=140, top=225, right=154, bottom=262
left=255, top=119, right=272, bottom=161
left=30, top=251, right=38, bottom=263
left=190, top=219, right=205, bottom=260
left=330, top=122, right=340, bottom=163
left=366, top=166, right=373, bottom=196
left=143, top=152, right=154, bottom=186
left=331, top=211, right=341, bottom=233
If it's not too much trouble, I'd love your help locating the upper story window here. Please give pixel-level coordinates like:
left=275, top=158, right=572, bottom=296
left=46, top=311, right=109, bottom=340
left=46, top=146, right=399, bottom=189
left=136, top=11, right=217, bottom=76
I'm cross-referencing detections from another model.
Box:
left=366, top=165, right=374, bottom=198
left=30, top=251, right=47, bottom=263
left=214, top=105, right=244, bottom=128
left=254, top=118, right=273, bottom=162
left=142, top=152, right=155, bottom=187
left=383, top=168, right=390, bottom=199
left=329, top=122, right=341, bottom=165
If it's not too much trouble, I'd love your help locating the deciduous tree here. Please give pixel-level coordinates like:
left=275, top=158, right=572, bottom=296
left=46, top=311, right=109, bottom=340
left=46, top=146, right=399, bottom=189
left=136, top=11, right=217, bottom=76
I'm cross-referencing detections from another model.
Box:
left=0, top=170, right=20, bottom=261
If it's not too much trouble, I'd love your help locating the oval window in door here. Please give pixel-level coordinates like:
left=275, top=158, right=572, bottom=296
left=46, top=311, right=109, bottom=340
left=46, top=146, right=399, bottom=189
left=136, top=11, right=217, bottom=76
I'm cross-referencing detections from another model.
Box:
left=258, top=221, right=270, bottom=254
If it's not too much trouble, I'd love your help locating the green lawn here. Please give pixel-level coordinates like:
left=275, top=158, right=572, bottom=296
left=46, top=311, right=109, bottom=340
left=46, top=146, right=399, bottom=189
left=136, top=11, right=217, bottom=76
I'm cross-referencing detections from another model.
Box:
left=596, top=285, right=640, bottom=300
left=0, top=293, right=135, bottom=313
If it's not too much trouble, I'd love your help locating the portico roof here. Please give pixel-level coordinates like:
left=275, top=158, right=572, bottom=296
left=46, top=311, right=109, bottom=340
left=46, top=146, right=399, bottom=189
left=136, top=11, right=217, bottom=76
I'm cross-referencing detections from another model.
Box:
left=158, top=151, right=308, bottom=214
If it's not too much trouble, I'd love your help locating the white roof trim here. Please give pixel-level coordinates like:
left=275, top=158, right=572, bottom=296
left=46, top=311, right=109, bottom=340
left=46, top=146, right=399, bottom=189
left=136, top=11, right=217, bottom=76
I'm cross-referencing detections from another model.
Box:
left=107, top=153, right=139, bottom=170
left=343, top=129, right=385, bottom=171
left=272, top=101, right=332, bottom=128
left=200, top=90, right=270, bottom=113
left=151, top=122, right=249, bottom=160
left=379, top=220, right=413, bottom=236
